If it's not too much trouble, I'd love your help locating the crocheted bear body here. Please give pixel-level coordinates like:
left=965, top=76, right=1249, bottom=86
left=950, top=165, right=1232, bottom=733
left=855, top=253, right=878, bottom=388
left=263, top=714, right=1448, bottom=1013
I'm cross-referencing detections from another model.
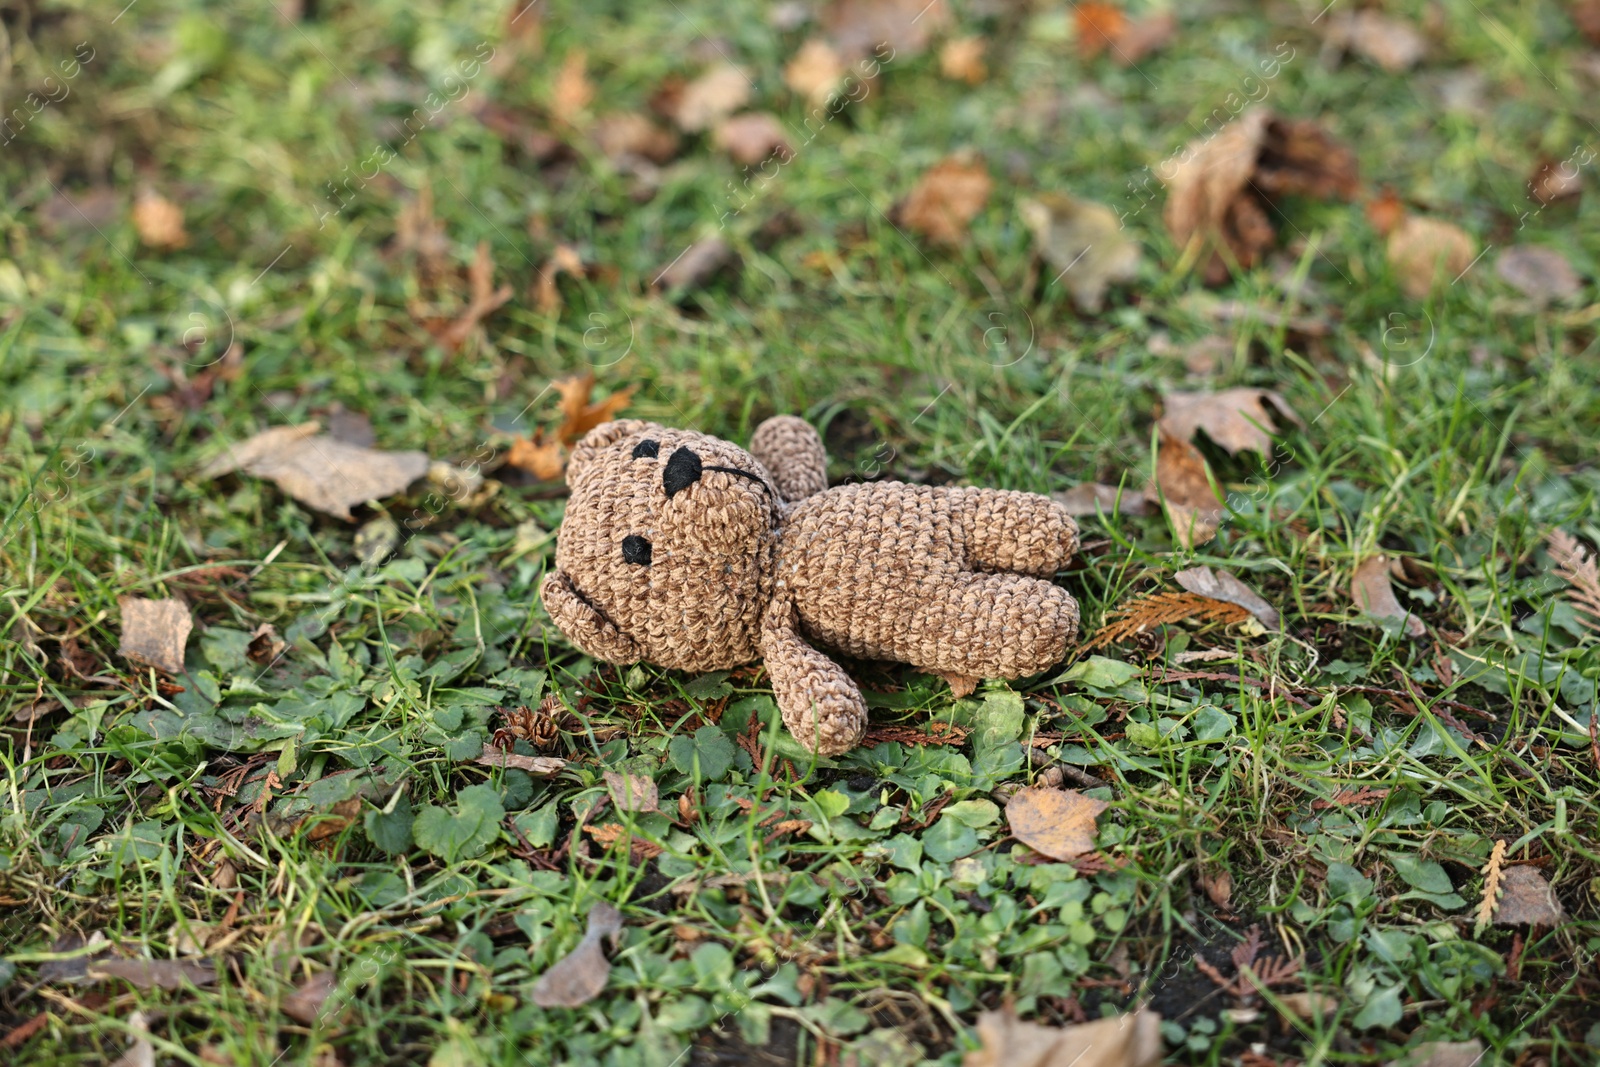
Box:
left=541, top=416, right=1079, bottom=756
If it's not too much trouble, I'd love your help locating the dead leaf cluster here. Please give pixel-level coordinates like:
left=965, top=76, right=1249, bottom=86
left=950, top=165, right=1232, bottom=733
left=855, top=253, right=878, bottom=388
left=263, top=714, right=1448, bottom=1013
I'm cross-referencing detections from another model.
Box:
left=1163, top=108, right=1358, bottom=285
left=899, top=153, right=992, bottom=245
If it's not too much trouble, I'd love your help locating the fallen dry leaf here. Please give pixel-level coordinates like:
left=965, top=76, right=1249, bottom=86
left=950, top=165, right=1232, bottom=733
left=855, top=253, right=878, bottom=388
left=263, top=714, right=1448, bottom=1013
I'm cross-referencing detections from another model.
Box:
left=1074, top=2, right=1126, bottom=60
left=506, top=372, right=635, bottom=480
left=712, top=112, right=793, bottom=166
left=1005, top=787, right=1108, bottom=860
left=900, top=154, right=992, bottom=245
left=1528, top=157, right=1583, bottom=207
left=1110, top=11, right=1177, bottom=65
left=963, top=1007, right=1162, bottom=1067
left=530, top=901, right=624, bottom=1008
left=110, top=1011, right=154, bottom=1067
left=1, top=1012, right=49, bottom=1051
left=1387, top=1040, right=1487, bottom=1067
left=939, top=37, right=987, bottom=84
left=823, top=0, right=949, bottom=60
left=603, top=771, right=660, bottom=813
left=1325, top=10, right=1427, bottom=73
left=673, top=65, right=751, bottom=133
left=1496, top=245, right=1581, bottom=305
left=1494, top=865, right=1564, bottom=926
left=591, top=112, right=680, bottom=166
left=1365, top=187, right=1407, bottom=237
left=1154, top=429, right=1223, bottom=548
left=89, top=956, right=217, bottom=990
left=133, top=191, right=188, bottom=250
left=475, top=743, right=567, bottom=776
left=1052, top=483, right=1150, bottom=517
left=1159, top=388, right=1303, bottom=457
left=429, top=240, right=514, bottom=353
left=199, top=422, right=429, bottom=521
left=1276, top=991, right=1337, bottom=1022
left=551, top=49, right=594, bottom=125
left=784, top=38, right=849, bottom=104
left=118, top=596, right=193, bottom=675
left=654, top=235, right=734, bottom=291
left=1163, top=108, right=1357, bottom=285
left=1387, top=215, right=1477, bottom=299
left=929, top=669, right=979, bottom=698
left=280, top=970, right=337, bottom=1025
left=246, top=623, right=285, bottom=666
left=1350, top=555, right=1426, bottom=637
left=1548, top=530, right=1600, bottom=635
left=1173, top=566, right=1279, bottom=630
left=1198, top=867, right=1233, bottom=911
left=1020, top=193, right=1141, bottom=312
left=469, top=100, right=571, bottom=165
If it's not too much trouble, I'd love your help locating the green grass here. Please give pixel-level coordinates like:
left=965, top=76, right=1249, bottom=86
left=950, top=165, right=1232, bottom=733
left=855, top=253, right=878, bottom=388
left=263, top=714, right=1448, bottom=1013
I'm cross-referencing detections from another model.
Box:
left=4, top=0, right=1600, bottom=1063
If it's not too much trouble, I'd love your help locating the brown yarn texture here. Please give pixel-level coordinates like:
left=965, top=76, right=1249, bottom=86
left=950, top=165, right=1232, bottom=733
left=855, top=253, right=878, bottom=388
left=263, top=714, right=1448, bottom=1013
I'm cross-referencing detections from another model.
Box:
left=541, top=415, right=1079, bottom=755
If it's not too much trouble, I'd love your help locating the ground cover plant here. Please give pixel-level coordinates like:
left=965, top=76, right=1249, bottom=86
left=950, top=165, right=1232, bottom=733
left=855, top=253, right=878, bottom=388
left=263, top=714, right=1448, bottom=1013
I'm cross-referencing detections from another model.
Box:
left=3, top=0, right=1600, bottom=1063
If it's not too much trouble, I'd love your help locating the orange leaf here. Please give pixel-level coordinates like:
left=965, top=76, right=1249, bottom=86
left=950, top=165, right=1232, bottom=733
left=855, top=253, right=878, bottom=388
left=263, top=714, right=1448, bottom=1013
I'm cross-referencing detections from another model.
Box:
left=1075, top=2, right=1127, bottom=59
left=555, top=372, right=635, bottom=443
left=506, top=431, right=567, bottom=480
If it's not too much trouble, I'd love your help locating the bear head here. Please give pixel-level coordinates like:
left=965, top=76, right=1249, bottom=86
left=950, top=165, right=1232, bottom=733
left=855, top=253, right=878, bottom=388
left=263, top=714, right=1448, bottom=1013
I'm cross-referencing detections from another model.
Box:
left=540, top=419, right=781, bottom=672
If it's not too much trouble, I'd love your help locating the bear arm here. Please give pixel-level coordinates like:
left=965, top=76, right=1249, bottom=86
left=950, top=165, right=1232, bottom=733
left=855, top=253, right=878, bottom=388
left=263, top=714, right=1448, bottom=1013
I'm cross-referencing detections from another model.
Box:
left=759, top=598, right=866, bottom=756
left=942, top=487, right=1079, bottom=577
left=540, top=569, right=642, bottom=663
left=749, top=415, right=828, bottom=503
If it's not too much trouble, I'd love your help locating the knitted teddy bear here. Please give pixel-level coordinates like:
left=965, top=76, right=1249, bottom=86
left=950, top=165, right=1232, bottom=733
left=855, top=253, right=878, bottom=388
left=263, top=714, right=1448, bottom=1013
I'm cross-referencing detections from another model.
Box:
left=540, top=416, right=1080, bottom=756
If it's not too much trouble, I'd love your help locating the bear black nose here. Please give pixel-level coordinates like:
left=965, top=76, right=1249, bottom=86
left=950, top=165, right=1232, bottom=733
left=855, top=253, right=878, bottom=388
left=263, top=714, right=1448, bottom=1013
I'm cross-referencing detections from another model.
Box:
left=663, top=446, right=702, bottom=497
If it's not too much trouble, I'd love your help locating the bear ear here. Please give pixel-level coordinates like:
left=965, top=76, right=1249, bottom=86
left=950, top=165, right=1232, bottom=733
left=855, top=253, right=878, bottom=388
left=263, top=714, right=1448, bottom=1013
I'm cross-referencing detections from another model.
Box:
left=540, top=569, right=642, bottom=663
left=566, top=419, right=658, bottom=486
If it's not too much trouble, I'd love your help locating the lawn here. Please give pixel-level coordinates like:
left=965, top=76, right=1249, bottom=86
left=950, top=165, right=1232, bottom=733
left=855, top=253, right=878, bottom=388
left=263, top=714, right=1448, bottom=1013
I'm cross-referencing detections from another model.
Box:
left=3, top=0, right=1600, bottom=1063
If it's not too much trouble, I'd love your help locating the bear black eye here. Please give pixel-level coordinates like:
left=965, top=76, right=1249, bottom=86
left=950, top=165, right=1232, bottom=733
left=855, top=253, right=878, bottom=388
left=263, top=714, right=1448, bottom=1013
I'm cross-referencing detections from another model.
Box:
left=621, top=535, right=652, bottom=566
left=631, top=439, right=660, bottom=459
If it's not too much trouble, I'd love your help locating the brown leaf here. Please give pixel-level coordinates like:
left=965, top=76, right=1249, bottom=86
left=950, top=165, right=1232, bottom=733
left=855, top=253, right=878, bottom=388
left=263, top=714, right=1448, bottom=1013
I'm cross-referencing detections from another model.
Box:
left=1006, top=787, right=1108, bottom=860
left=281, top=970, right=337, bottom=1025
left=1163, top=108, right=1357, bottom=285
left=246, top=623, right=284, bottom=666
left=198, top=422, right=429, bottom=521
left=591, top=113, right=680, bottom=165
left=930, top=670, right=979, bottom=698
left=1325, top=10, right=1427, bottom=73
left=603, top=770, right=660, bottom=813
left=1159, top=387, right=1302, bottom=457
left=475, top=743, right=567, bottom=776
left=900, top=154, right=992, bottom=245
left=1, top=1012, right=49, bottom=1051
left=963, top=1007, right=1162, bottom=1067
left=1053, top=483, right=1149, bottom=517
left=784, top=38, right=850, bottom=104
left=1110, top=12, right=1177, bottom=65
left=1198, top=868, right=1232, bottom=910
left=1074, top=2, right=1127, bottom=60
left=469, top=101, right=570, bottom=164
left=533, top=243, right=586, bottom=315
left=1528, top=157, right=1583, bottom=207
left=1576, top=0, right=1600, bottom=46
left=1387, top=1041, right=1488, bottom=1067
left=88, top=957, right=217, bottom=990
left=133, top=191, right=189, bottom=250
left=110, top=1011, right=154, bottom=1067
left=673, top=65, right=752, bottom=133
left=823, top=0, right=949, bottom=60
left=654, top=236, right=734, bottom=290
left=1155, top=429, right=1222, bottom=548
left=118, top=596, right=193, bottom=675
left=505, top=433, right=568, bottom=481
left=1387, top=216, right=1477, bottom=299
left=1019, top=193, right=1141, bottom=312
left=556, top=372, right=635, bottom=442
left=1496, top=245, right=1581, bottom=305
left=1275, top=991, right=1336, bottom=1022
left=430, top=241, right=514, bottom=353
left=1350, top=555, right=1426, bottom=637
left=1365, top=187, right=1406, bottom=237
left=1173, top=566, right=1279, bottom=630
left=939, top=37, right=987, bottom=84
left=712, top=112, right=793, bottom=166
left=530, top=901, right=623, bottom=1008
left=551, top=50, right=594, bottom=125
left=1494, top=865, right=1563, bottom=926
